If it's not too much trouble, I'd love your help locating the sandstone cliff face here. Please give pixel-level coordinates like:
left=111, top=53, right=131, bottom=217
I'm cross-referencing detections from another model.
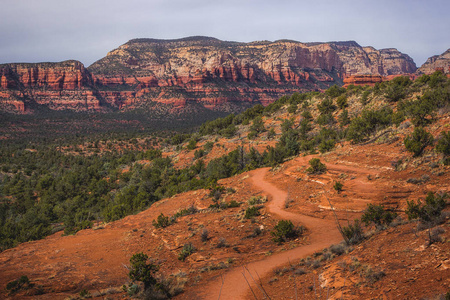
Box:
left=0, top=37, right=418, bottom=113
left=0, top=61, right=102, bottom=112
left=417, top=49, right=450, bottom=74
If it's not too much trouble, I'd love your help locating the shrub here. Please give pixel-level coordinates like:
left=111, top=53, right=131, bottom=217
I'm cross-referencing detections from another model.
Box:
left=436, top=131, right=450, bottom=157
left=361, top=204, right=397, bottom=229
left=384, top=76, right=411, bottom=102
left=200, top=229, right=209, bottom=242
left=194, top=149, right=205, bottom=159
left=342, top=219, right=364, bottom=245
left=318, top=139, right=335, bottom=153
left=152, top=213, right=172, bottom=228
left=267, top=128, right=276, bottom=139
left=336, top=95, right=348, bottom=109
left=6, top=275, right=31, bottom=293
left=250, top=116, right=265, bottom=133
left=209, top=185, right=225, bottom=204
left=216, top=237, right=227, bottom=248
left=128, top=253, right=159, bottom=289
left=248, top=196, right=266, bottom=205
left=406, top=192, right=447, bottom=225
left=325, top=85, right=346, bottom=98
left=316, top=113, right=335, bottom=126
left=404, top=127, right=434, bottom=157
left=360, top=90, right=370, bottom=105
left=333, top=181, right=344, bottom=193
left=301, top=110, right=313, bottom=120
left=271, top=220, right=303, bottom=244
left=338, top=109, right=350, bottom=126
left=306, top=158, right=327, bottom=174
left=204, top=141, right=214, bottom=152
left=347, top=107, right=393, bottom=143
left=288, top=103, right=298, bottom=114
left=400, top=94, right=436, bottom=127
left=317, top=98, right=337, bottom=114
left=178, top=243, right=195, bottom=261
left=329, top=243, right=346, bottom=256
left=244, top=206, right=261, bottom=219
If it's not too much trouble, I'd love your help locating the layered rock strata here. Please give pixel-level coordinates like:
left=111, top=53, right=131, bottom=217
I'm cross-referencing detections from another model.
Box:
left=0, top=37, right=418, bottom=113
left=417, top=48, right=450, bottom=75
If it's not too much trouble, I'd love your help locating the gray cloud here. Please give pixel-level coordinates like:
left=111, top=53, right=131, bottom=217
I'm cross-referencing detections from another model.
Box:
left=1, top=0, right=448, bottom=67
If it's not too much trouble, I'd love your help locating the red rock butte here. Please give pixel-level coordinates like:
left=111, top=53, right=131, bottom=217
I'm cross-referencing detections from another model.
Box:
left=4, top=37, right=448, bottom=114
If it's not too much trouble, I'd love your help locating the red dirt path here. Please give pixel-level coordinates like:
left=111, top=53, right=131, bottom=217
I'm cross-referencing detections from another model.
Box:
left=186, top=168, right=342, bottom=300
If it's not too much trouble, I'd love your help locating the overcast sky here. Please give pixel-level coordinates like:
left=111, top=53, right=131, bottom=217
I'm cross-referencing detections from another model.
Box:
left=1, top=0, right=448, bottom=67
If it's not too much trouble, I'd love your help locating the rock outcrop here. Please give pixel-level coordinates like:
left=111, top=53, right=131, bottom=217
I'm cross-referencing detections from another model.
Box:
left=0, top=37, right=418, bottom=113
left=417, top=48, right=450, bottom=75
left=0, top=61, right=103, bottom=112
left=343, top=75, right=384, bottom=87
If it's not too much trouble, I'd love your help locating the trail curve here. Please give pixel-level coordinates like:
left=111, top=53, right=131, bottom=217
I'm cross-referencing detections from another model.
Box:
left=191, top=167, right=342, bottom=300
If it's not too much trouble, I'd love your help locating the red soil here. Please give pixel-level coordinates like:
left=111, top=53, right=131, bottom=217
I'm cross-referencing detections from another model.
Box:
left=184, top=168, right=342, bottom=299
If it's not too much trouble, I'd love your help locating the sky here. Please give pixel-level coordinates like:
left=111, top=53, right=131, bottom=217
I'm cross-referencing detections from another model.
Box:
left=1, top=0, right=449, bottom=67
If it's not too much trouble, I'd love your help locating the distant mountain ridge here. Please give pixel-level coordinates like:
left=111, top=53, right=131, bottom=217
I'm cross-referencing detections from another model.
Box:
left=0, top=36, right=421, bottom=113
left=418, top=48, right=450, bottom=74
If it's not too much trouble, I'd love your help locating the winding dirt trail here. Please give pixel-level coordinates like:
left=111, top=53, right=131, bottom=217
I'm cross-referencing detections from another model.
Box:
left=195, top=167, right=342, bottom=300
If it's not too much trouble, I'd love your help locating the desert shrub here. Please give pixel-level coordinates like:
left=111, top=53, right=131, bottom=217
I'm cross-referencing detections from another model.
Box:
left=360, top=90, right=370, bottom=105
left=325, top=85, right=346, bottom=98
left=318, top=139, right=335, bottom=153
left=186, top=139, right=197, bottom=150
left=226, top=200, right=241, bottom=208
left=79, top=289, right=90, bottom=298
left=251, top=226, right=262, bottom=237
left=128, top=253, right=159, bottom=289
left=267, top=128, right=276, bottom=139
left=209, top=185, right=225, bottom=204
left=338, top=109, right=350, bottom=126
left=194, top=149, right=205, bottom=159
left=430, top=227, right=445, bottom=243
left=203, top=141, right=214, bottom=152
left=342, top=219, right=364, bottom=245
left=152, top=213, right=172, bottom=229
left=336, top=95, right=348, bottom=109
left=271, top=220, right=303, bottom=244
left=406, top=192, right=447, bottom=225
left=391, top=111, right=406, bottom=126
left=248, top=196, right=266, bottom=205
left=436, top=131, right=450, bottom=163
left=384, top=76, right=411, bottom=102
left=400, top=94, right=436, bottom=126
left=316, top=113, right=335, bottom=126
left=301, top=110, right=313, bottom=120
left=280, top=118, right=294, bottom=133
left=178, top=243, right=195, bottom=261
left=428, top=70, right=448, bottom=88
left=364, top=266, right=386, bottom=284
left=216, top=237, right=227, bottom=248
left=306, top=158, right=327, bottom=174
left=288, top=103, right=298, bottom=114
left=250, top=116, right=265, bottom=133
left=247, top=130, right=258, bottom=140
left=333, top=181, right=344, bottom=193
left=329, top=243, right=346, bottom=256
left=361, top=204, right=397, bottom=229
left=404, top=127, right=434, bottom=157
left=294, top=268, right=307, bottom=275
left=317, top=98, right=337, bottom=114
left=347, top=107, right=393, bottom=143
left=221, top=124, right=237, bottom=138
left=244, top=206, right=261, bottom=219
left=6, top=275, right=31, bottom=293
left=200, top=229, right=209, bottom=242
